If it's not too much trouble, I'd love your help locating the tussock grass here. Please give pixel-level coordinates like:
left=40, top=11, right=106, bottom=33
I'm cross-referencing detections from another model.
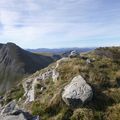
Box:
left=14, top=47, right=120, bottom=120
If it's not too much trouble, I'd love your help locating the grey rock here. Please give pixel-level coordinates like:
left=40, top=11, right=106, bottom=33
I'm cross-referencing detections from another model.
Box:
left=42, top=70, right=53, bottom=80
left=0, top=96, right=39, bottom=120
left=0, top=113, right=26, bottom=120
left=1, top=100, right=19, bottom=115
left=86, top=59, right=91, bottom=64
left=86, top=58, right=95, bottom=64
left=62, top=75, right=93, bottom=107
left=0, top=110, right=39, bottom=120
left=32, top=115, right=40, bottom=120
left=52, top=69, right=59, bottom=82
left=69, top=50, right=79, bottom=58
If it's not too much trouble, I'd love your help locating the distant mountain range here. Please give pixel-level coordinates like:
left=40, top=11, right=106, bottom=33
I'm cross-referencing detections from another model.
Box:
left=0, top=42, right=54, bottom=92
left=27, top=47, right=95, bottom=54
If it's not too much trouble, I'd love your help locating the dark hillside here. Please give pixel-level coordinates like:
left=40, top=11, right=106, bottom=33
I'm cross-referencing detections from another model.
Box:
left=0, top=42, right=54, bottom=92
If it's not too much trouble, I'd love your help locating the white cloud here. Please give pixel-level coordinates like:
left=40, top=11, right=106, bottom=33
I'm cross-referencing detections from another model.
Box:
left=0, top=0, right=120, bottom=48
left=0, top=10, right=21, bottom=26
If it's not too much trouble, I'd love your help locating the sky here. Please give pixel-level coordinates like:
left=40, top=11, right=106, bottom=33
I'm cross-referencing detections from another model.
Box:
left=0, top=0, right=120, bottom=48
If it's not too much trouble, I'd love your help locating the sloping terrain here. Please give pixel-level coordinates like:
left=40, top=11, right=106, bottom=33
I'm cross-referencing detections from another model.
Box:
left=95, top=47, right=120, bottom=59
left=1, top=46, right=120, bottom=120
left=0, top=42, right=54, bottom=92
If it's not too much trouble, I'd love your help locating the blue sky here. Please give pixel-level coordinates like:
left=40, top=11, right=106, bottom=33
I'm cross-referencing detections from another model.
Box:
left=0, top=0, right=120, bottom=48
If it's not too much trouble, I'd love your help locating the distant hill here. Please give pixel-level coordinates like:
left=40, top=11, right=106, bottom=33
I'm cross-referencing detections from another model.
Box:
left=0, top=42, right=54, bottom=92
left=27, top=47, right=95, bottom=54
left=95, top=47, right=120, bottom=60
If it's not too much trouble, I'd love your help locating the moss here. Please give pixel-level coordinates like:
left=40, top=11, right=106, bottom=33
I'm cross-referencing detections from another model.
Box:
left=31, top=101, right=45, bottom=116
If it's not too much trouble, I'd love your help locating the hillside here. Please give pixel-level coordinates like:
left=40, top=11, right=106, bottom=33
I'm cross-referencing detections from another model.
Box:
left=0, top=46, right=120, bottom=120
left=0, top=43, right=54, bottom=92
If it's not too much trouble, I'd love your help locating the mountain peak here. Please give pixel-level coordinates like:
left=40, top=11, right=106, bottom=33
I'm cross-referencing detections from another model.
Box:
left=0, top=42, right=54, bottom=92
left=6, top=42, right=17, bottom=45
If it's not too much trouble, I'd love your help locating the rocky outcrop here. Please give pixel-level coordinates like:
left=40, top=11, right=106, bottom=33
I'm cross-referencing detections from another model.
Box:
left=0, top=110, right=39, bottom=120
left=86, top=58, right=95, bottom=64
left=52, top=69, right=59, bottom=82
left=0, top=113, right=27, bottom=120
left=23, top=58, right=71, bottom=103
left=69, top=50, right=79, bottom=58
left=23, top=68, right=59, bottom=103
left=62, top=75, right=93, bottom=107
left=42, top=70, right=53, bottom=80
left=0, top=100, right=18, bottom=115
left=23, top=78, right=39, bottom=103
left=0, top=100, right=39, bottom=120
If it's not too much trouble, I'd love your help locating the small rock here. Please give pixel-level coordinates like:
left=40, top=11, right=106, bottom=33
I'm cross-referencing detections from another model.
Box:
left=32, top=115, right=40, bottom=120
left=52, top=69, right=59, bottom=82
left=86, top=59, right=91, bottom=64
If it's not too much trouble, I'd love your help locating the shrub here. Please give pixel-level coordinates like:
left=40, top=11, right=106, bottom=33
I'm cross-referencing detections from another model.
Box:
left=31, top=101, right=45, bottom=116
left=4, top=84, right=24, bottom=104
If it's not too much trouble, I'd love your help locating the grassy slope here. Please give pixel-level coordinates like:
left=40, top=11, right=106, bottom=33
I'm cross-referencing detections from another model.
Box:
left=4, top=47, right=120, bottom=120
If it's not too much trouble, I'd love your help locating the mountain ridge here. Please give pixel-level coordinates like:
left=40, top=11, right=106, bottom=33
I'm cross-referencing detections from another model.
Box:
left=0, top=42, right=54, bottom=92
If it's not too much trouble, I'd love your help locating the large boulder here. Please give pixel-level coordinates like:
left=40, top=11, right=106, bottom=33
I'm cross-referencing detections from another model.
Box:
left=62, top=75, right=93, bottom=107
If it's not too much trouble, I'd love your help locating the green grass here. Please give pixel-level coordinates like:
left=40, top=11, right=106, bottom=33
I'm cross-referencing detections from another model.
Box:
left=3, top=84, right=24, bottom=105
left=30, top=53, right=120, bottom=119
